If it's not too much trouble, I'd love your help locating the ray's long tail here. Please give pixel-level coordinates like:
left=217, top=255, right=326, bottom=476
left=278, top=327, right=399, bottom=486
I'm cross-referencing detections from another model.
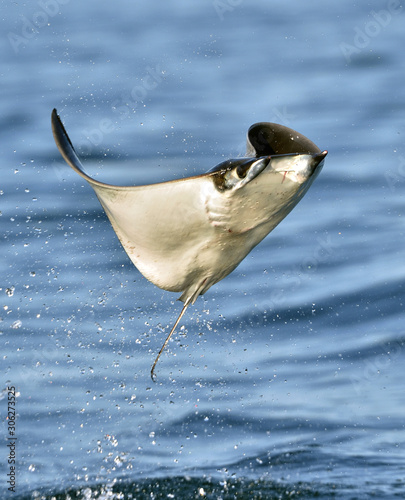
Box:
left=150, top=300, right=191, bottom=381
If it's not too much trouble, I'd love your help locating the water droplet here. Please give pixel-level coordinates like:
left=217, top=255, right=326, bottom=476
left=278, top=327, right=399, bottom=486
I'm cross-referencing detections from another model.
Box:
left=6, top=286, right=15, bottom=297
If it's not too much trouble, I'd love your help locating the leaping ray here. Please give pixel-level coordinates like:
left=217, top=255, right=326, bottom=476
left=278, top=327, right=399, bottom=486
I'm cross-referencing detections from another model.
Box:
left=51, top=109, right=327, bottom=380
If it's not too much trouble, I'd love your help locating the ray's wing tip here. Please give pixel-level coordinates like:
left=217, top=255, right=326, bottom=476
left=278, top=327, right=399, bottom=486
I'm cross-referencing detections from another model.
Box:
left=50, top=107, right=90, bottom=182
left=51, top=108, right=60, bottom=127
left=51, top=108, right=66, bottom=139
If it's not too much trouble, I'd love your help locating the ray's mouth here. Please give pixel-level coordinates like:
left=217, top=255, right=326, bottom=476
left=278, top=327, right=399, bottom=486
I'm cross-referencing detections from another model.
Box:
left=270, top=150, right=327, bottom=185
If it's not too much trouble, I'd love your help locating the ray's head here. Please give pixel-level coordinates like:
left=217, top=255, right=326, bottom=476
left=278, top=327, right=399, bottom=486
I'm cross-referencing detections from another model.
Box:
left=210, top=122, right=327, bottom=192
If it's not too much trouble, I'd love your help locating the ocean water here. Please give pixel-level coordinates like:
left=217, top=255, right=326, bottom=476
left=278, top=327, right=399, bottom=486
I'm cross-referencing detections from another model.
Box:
left=1, top=1, right=405, bottom=498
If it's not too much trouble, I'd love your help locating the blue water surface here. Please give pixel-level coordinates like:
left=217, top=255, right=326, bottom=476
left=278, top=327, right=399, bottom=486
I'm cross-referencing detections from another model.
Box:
left=1, top=1, right=405, bottom=498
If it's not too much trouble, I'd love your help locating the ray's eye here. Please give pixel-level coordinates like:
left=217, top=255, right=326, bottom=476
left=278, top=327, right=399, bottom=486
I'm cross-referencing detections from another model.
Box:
left=236, top=166, right=247, bottom=179
left=236, top=159, right=253, bottom=179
